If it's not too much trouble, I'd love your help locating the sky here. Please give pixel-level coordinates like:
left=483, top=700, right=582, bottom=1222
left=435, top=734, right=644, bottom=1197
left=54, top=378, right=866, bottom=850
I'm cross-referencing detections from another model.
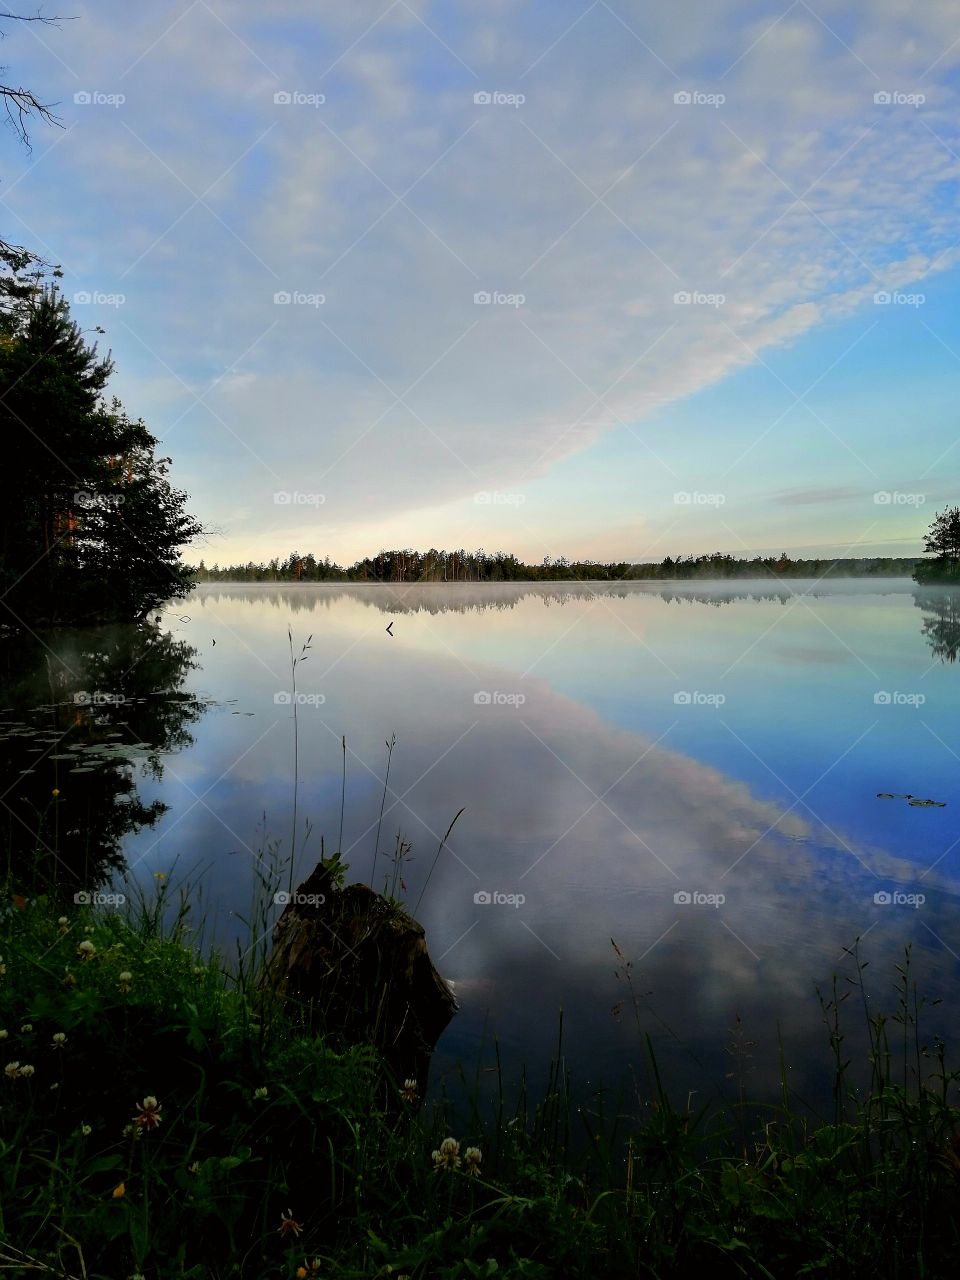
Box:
left=3, top=0, right=960, bottom=566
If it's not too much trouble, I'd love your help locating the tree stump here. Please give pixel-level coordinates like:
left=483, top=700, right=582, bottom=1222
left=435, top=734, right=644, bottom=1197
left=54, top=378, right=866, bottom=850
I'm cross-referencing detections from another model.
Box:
left=262, top=860, right=458, bottom=1100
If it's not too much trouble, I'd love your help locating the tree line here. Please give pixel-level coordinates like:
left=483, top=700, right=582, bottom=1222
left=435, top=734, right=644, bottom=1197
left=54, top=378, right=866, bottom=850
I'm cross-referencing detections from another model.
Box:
left=192, top=549, right=920, bottom=584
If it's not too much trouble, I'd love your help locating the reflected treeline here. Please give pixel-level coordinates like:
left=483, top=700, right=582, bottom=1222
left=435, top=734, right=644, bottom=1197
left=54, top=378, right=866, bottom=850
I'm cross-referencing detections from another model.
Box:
left=194, top=579, right=916, bottom=617
left=914, top=588, right=960, bottom=663
left=0, top=625, right=206, bottom=894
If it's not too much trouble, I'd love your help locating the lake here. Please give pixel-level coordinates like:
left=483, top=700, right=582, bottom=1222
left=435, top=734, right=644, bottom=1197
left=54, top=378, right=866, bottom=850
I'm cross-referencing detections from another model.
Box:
left=3, top=578, right=960, bottom=1116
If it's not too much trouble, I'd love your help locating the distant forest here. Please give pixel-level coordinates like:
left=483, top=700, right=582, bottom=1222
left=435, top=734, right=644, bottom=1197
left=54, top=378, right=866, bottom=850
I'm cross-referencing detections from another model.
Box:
left=191, top=549, right=919, bottom=584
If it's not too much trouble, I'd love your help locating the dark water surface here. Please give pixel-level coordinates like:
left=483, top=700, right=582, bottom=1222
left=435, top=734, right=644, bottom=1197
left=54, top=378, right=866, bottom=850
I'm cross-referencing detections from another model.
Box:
left=4, top=579, right=960, bottom=1115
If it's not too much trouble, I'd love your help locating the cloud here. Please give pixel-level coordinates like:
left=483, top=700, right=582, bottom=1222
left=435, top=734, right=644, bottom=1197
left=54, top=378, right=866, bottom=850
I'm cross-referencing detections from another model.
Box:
left=7, top=1, right=960, bottom=558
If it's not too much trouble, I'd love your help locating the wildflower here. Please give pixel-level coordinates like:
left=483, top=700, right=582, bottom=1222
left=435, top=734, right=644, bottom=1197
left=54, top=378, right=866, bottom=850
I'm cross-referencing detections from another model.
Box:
left=112, top=1182, right=125, bottom=1199
left=153, top=872, right=167, bottom=882
left=80, top=1124, right=92, bottom=1136
left=187, top=1161, right=201, bottom=1175
left=4, top=1061, right=21, bottom=1078
left=431, top=1136, right=461, bottom=1171
left=253, top=1086, right=268, bottom=1101
left=20, top=1023, right=32, bottom=1033
left=49, top=1082, right=59, bottom=1091
left=18, top=1064, right=34, bottom=1078
left=57, top=916, right=69, bottom=934
left=133, top=1096, right=162, bottom=1130
left=63, top=969, right=77, bottom=988
left=117, top=971, right=133, bottom=993
left=296, top=1270, right=307, bottom=1279
left=278, top=1209, right=302, bottom=1238
left=52, top=788, right=60, bottom=797
left=51, top=1032, right=67, bottom=1049
left=463, top=1146, right=482, bottom=1176
left=400, top=1077, right=418, bottom=1103
left=0, top=1030, right=7, bottom=1041
left=83, top=925, right=95, bottom=935
left=77, top=940, right=96, bottom=959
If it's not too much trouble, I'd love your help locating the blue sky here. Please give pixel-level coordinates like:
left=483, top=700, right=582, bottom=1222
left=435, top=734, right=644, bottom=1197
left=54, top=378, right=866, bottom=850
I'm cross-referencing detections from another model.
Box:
left=3, top=0, right=960, bottom=564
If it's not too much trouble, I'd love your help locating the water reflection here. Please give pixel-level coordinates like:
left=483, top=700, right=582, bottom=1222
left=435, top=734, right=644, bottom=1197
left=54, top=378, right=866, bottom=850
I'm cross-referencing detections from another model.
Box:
left=0, top=625, right=206, bottom=893
left=914, top=587, right=960, bottom=663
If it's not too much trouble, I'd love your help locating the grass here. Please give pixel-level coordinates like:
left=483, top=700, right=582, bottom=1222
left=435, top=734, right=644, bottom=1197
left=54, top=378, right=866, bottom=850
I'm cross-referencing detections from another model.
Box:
left=1, top=877, right=960, bottom=1279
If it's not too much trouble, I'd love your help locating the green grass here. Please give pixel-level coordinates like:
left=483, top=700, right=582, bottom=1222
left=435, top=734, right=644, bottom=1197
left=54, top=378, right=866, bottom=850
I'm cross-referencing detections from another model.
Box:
left=2, top=884, right=960, bottom=1279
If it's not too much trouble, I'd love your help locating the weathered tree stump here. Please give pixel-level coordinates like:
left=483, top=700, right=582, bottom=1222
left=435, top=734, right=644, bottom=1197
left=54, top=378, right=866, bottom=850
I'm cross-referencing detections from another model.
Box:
left=262, top=860, right=457, bottom=1099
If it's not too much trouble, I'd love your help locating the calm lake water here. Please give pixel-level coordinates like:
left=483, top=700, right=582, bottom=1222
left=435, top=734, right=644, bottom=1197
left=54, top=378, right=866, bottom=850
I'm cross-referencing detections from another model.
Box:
left=4, top=578, right=960, bottom=1115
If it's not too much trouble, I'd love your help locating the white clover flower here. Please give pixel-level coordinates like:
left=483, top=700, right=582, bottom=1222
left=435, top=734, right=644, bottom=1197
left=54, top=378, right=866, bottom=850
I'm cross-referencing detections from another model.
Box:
left=118, top=971, right=133, bottom=993
left=401, top=1078, right=418, bottom=1103
left=0, top=1030, right=7, bottom=1041
left=18, top=1064, right=34, bottom=1078
left=51, top=1032, right=67, bottom=1048
left=431, top=1136, right=461, bottom=1171
left=463, top=1146, right=482, bottom=1176
left=77, top=940, right=96, bottom=958
left=80, top=1123, right=92, bottom=1136
left=4, top=1061, right=20, bottom=1078
left=20, top=1023, right=32, bottom=1033
left=83, top=925, right=95, bottom=935
left=57, top=916, right=68, bottom=926
left=253, top=1086, right=268, bottom=1100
